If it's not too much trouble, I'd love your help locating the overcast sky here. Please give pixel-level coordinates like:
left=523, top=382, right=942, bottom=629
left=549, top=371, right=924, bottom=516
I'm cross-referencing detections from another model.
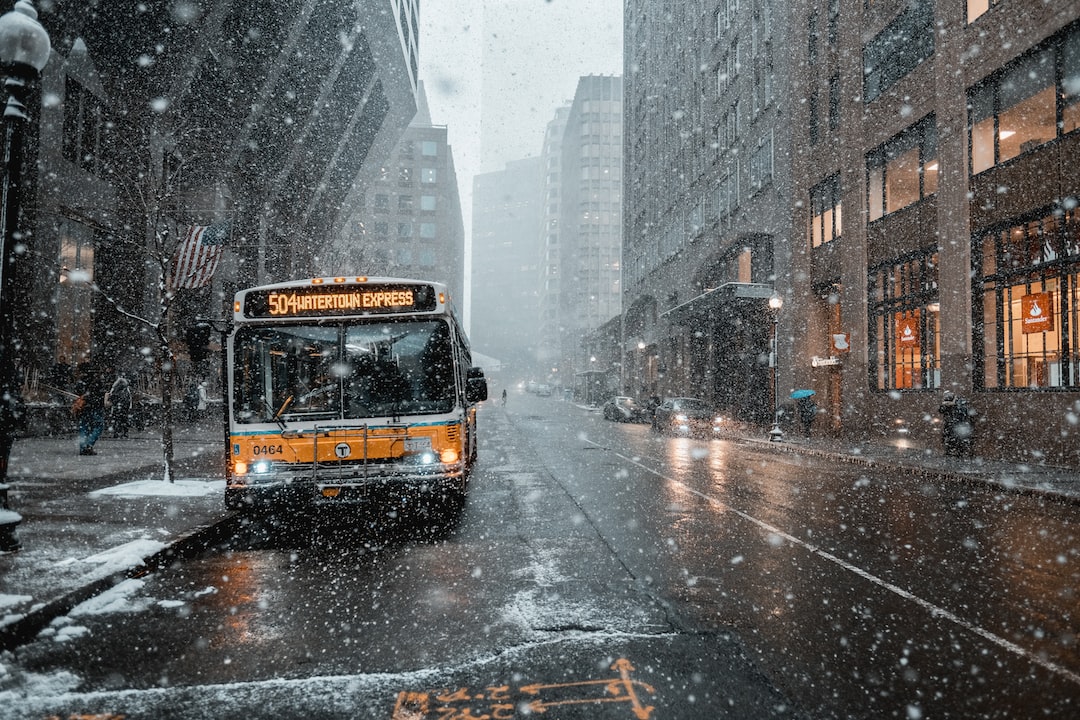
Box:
left=419, top=0, right=623, bottom=174
left=417, top=0, right=623, bottom=326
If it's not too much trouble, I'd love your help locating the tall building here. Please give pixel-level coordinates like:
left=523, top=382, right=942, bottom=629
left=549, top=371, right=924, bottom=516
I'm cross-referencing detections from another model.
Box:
left=28, top=1, right=417, bottom=398
left=537, top=106, right=571, bottom=378
left=785, top=0, right=1080, bottom=463
left=622, top=3, right=791, bottom=423
left=623, top=0, right=1080, bottom=464
left=557, top=75, right=624, bottom=390
left=470, top=157, right=544, bottom=373
left=344, top=83, right=466, bottom=303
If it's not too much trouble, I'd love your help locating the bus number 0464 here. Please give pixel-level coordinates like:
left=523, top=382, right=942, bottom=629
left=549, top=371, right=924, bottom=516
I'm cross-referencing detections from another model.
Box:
left=252, top=445, right=284, bottom=455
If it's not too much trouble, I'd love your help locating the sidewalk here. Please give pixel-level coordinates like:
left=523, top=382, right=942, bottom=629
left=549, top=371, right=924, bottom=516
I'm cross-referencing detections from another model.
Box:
left=0, top=423, right=232, bottom=650
left=740, top=427, right=1080, bottom=504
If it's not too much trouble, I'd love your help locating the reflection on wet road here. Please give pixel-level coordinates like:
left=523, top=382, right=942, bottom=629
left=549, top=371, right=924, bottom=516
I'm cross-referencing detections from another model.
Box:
left=539, top=397, right=1080, bottom=717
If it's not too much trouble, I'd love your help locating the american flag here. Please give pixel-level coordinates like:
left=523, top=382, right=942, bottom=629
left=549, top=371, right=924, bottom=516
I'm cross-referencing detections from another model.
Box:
left=169, top=222, right=229, bottom=290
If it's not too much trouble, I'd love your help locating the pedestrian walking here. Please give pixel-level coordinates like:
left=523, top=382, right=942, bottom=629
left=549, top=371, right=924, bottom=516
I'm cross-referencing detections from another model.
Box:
left=796, top=396, right=817, bottom=439
left=107, top=372, right=132, bottom=438
left=73, top=364, right=107, bottom=456
left=939, top=391, right=976, bottom=458
left=183, top=382, right=200, bottom=423
left=197, top=381, right=209, bottom=420
left=501, top=388, right=507, bottom=406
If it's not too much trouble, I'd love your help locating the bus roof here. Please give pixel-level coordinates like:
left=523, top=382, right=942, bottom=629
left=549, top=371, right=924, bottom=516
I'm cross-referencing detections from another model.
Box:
left=237, top=276, right=448, bottom=295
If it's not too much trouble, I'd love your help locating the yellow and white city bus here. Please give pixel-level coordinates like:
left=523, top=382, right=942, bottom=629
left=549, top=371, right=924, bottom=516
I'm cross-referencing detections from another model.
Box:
left=224, top=276, right=487, bottom=515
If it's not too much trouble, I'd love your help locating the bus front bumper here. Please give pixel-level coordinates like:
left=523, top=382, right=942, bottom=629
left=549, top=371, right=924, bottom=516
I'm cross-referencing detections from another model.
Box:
left=225, top=464, right=468, bottom=510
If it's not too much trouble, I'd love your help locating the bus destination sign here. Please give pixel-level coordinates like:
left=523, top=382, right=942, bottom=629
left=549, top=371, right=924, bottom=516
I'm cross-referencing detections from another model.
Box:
left=244, top=283, right=438, bottom=318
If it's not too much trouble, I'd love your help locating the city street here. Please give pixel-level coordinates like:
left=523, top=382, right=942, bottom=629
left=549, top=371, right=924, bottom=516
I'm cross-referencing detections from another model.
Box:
left=3, top=392, right=1079, bottom=718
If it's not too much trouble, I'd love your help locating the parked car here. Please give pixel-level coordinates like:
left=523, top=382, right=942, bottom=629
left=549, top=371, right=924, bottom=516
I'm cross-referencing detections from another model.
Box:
left=602, top=396, right=647, bottom=423
left=651, top=397, right=722, bottom=437
left=535, top=383, right=552, bottom=397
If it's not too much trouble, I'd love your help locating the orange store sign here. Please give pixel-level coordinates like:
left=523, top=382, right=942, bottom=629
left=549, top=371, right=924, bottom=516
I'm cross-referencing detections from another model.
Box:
left=1022, top=292, right=1054, bottom=334
left=896, top=317, right=918, bottom=346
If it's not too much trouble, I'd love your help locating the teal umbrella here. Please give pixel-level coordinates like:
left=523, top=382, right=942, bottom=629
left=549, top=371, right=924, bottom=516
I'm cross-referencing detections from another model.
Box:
left=790, top=389, right=816, bottom=399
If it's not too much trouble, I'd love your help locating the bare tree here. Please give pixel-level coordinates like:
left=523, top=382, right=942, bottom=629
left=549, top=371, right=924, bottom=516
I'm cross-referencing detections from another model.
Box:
left=79, top=119, right=220, bottom=482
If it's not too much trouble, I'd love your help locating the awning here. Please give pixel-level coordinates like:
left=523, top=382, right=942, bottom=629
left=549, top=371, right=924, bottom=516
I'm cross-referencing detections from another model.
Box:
left=660, top=282, right=776, bottom=326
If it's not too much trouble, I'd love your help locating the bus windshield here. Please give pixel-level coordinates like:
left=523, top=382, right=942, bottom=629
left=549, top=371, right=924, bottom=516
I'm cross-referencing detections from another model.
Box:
left=233, top=319, right=457, bottom=423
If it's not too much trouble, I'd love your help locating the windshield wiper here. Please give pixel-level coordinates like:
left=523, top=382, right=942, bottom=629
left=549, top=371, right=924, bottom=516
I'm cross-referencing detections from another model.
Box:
left=262, top=396, right=292, bottom=430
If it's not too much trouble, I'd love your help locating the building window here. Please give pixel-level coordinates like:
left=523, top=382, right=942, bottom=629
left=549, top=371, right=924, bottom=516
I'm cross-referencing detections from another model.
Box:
left=398, top=167, right=412, bottom=186
left=753, top=61, right=773, bottom=116
left=398, top=194, right=413, bottom=213
left=970, top=25, right=1080, bottom=175
left=399, top=140, right=414, bottom=159
left=397, top=222, right=412, bottom=238
left=810, top=173, right=842, bottom=248
left=56, top=219, right=95, bottom=366
left=967, top=0, right=998, bottom=23
left=867, top=115, right=938, bottom=221
left=863, top=0, right=934, bottom=103
left=725, top=102, right=740, bottom=147
left=828, top=74, right=840, bottom=130
left=62, top=78, right=105, bottom=173
left=419, top=222, right=436, bottom=239
left=420, top=195, right=437, bottom=211
left=717, top=162, right=740, bottom=217
left=749, top=132, right=773, bottom=192
left=421, top=140, right=438, bottom=157
left=719, top=0, right=738, bottom=31
left=827, top=0, right=839, bottom=46
left=727, top=40, right=740, bottom=83
left=809, top=94, right=819, bottom=145
left=421, top=167, right=437, bottom=184
left=974, top=208, right=1080, bottom=389
left=808, top=11, right=818, bottom=66
left=869, top=248, right=940, bottom=391
left=374, top=222, right=389, bottom=237
left=373, top=194, right=389, bottom=211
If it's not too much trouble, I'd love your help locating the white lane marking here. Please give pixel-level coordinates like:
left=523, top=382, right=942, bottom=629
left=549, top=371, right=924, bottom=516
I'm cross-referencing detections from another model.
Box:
left=592, top=440, right=1080, bottom=687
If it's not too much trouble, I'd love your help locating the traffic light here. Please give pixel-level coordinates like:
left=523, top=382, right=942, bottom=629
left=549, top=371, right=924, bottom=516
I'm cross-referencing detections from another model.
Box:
left=185, top=322, right=212, bottom=363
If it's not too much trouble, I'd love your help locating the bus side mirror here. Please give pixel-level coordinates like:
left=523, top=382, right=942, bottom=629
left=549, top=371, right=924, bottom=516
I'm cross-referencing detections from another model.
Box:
left=466, top=366, right=488, bottom=403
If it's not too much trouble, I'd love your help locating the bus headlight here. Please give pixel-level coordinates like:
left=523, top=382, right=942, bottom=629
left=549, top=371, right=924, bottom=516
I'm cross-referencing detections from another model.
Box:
left=252, top=460, right=272, bottom=474
left=404, top=450, right=439, bottom=466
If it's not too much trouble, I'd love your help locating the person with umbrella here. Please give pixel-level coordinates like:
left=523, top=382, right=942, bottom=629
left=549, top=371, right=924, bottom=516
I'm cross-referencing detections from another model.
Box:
left=791, top=389, right=817, bottom=439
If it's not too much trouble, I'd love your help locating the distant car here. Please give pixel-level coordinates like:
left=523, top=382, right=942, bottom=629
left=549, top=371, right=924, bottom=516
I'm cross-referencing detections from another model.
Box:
left=651, top=397, right=722, bottom=436
left=535, top=383, right=552, bottom=397
left=602, top=396, right=647, bottom=423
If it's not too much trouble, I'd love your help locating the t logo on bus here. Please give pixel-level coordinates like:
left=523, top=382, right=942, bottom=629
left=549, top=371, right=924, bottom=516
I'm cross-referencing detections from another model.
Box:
left=334, top=442, right=351, bottom=458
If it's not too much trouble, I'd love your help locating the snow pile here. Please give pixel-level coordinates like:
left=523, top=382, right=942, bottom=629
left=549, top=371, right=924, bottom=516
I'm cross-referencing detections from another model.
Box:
left=89, top=479, right=224, bottom=498
left=69, top=578, right=153, bottom=616
left=80, top=539, right=167, bottom=576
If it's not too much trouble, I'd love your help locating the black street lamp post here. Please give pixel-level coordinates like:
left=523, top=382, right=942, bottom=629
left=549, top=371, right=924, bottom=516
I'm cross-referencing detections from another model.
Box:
left=0, top=0, right=50, bottom=552
left=768, top=292, right=784, bottom=442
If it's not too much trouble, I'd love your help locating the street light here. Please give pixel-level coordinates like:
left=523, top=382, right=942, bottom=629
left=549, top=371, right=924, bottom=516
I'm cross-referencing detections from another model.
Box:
left=0, top=0, right=50, bottom=551
left=768, top=292, right=783, bottom=441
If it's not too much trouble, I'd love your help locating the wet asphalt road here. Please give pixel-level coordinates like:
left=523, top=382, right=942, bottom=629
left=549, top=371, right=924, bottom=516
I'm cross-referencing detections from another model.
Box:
left=6, top=393, right=1080, bottom=719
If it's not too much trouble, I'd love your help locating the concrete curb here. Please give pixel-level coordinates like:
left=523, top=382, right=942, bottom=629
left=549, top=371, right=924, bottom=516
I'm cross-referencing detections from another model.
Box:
left=0, top=513, right=242, bottom=653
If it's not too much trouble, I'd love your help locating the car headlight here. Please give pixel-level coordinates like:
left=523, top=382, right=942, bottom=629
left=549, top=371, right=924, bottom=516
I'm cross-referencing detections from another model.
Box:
left=675, top=413, right=688, bottom=422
